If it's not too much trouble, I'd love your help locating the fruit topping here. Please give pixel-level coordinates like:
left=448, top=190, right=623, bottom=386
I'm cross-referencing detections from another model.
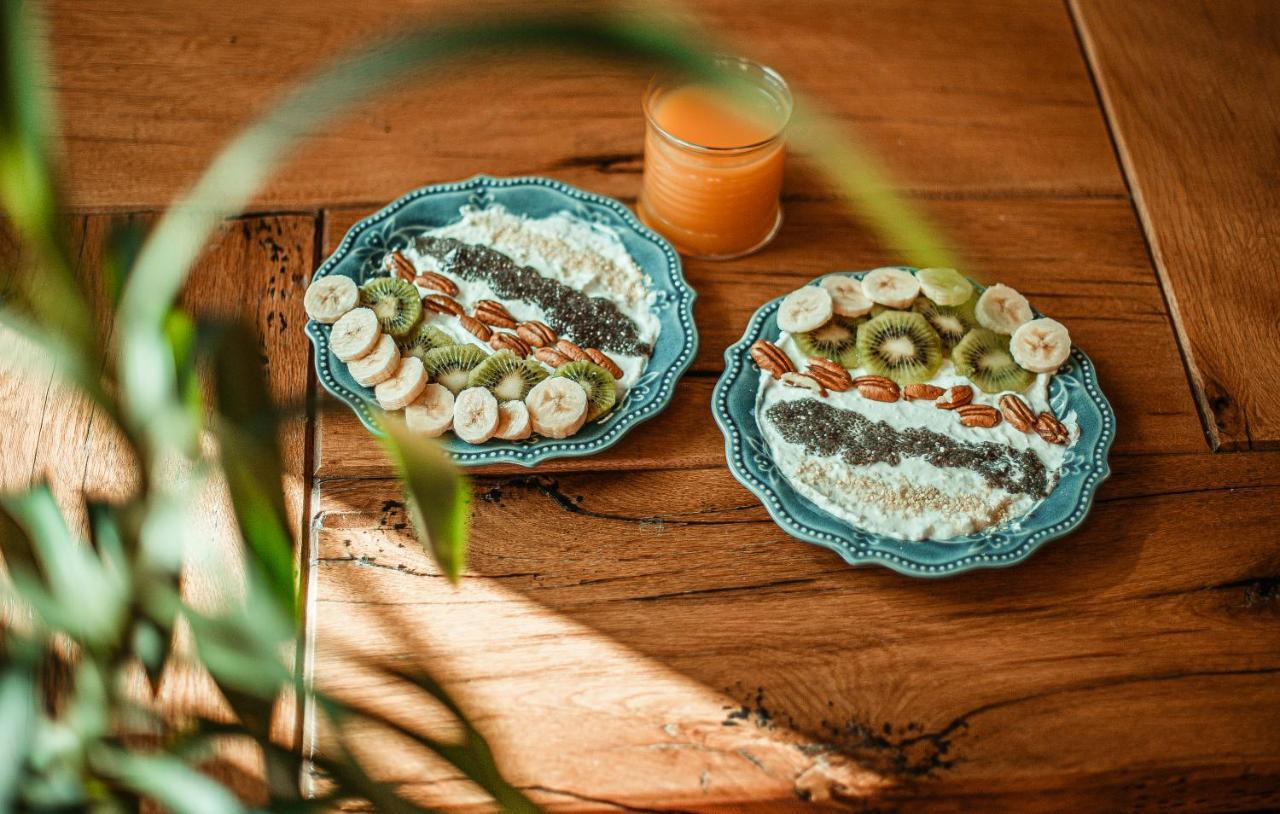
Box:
left=794, top=316, right=861, bottom=369
left=467, top=350, right=549, bottom=402
left=553, top=360, right=617, bottom=422
left=952, top=329, right=1035, bottom=394
left=329, top=307, right=381, bottom=362
left=398, top=323, right=456, bottom=365
left=346, top=334, right=400, bottom=387
left=855, top=311, right=943, bottom=385
left=819, top=275, right=873, bottom=318
left=525, top=377, right=589, bottom=439
left=916, top=267, right=972, bottom=307
left=861, top=267, right=920, bottom=308
left=777, top=286, right=834, bottom=333
left=361, top=276, right=423, bottom=338
left=453, top=387, right=500, bottom=444
left=1010, top=318, right=1071, bottom=373
left=305, top=275, right=359, bottom=324
left=422, top=344, right=487, bottom=394
left=374, top=356, right=427, bottom=411
left=405, top=383, right=454, bottom=438
left=913, top=295, right=978, bottom=352
left=494, top=400, right=533, bottom=441
left=975, top=283, right=1033, bottom=335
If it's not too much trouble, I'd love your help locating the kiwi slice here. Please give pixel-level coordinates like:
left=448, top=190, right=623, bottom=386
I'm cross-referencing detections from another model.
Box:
left=399, top=323, right=456, bottom=365
left=422, top=344, right=487, bottom=394
left=467, top=349, right=548, bottom=401
left=554, top=360, right=616, bottom=422
left=360, top=277, right=422, bottom=338
left=952, top=328, right=1035, bottom=394
left=794, top=316, right=862, bottom=368
left=913, top=295, right=978, bottom=352
left=855, top=311, right=943, bottom=385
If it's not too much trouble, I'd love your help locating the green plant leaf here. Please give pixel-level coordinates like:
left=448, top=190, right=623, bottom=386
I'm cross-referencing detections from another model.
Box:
left=376, top=414, right=469, bottom=582
left=0, top=662, right=38, bottom=809
left=1, top=484, right=125, bottom=645
left=90, top=748, right=246, bottom=814
left=203, top=320, right=297, bottom=618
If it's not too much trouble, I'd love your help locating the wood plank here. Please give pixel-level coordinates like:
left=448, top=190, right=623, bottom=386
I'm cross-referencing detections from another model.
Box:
left=305, top=467, right=1280, bottom=811
left=0, top=214, right=317, bottom=799
left=1071, top=0, right=1280, bottom=450
left=44, top=0, right=1123, bottom=212
left=315, top=195, right=1204, bottom=478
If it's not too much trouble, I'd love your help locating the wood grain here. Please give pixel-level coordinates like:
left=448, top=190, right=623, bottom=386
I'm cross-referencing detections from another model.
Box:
left=306, top=469, right=1280, bottom=811
left=44, top=0, right=1122, bottom=212
left=1071, top=0, right=1280, bottom=450
left=316, top=195, right=1205, bottom=479
left=0, top=214, right=316, bottom=799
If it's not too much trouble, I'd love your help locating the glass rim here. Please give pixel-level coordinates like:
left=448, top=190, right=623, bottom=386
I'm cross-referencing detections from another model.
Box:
left=643, top=55, right=793, bottom=155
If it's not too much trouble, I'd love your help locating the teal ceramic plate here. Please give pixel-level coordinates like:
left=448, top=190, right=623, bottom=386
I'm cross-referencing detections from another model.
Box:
left=306, top=175, right=696, bottom=467
left=712, top=269, right=1116, bottom=577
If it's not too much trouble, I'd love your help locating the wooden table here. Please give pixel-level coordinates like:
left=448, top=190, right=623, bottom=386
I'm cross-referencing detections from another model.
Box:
left=7, top=0, right=1279, bottom=810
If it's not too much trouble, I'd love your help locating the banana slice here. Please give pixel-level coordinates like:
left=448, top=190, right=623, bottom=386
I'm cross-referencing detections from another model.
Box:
left=820, top=275, right=873, bottom=318
left=1011, top=318, right=1071, bottom=373
left=453, top=387, right=499, bottom=444
left=917, top=268, right=972, bottom=306
left=347, top=334, right=400, bottom=387
left=861, top=267, right=920, bottom=308
left=525, top=377, right=588, bottom=439
left=776, top=286, right=833, bottom=333
left=494, top=400, right=532, bottom=441
left=975, top=283, right=1034, bottom=334
left=330, top=307, right=381, bottom=362
left=305, top=275, right=359, bottom=324
left=405, top=383, right=454, bottom=437
left=374, top=356, right=427, bottom=411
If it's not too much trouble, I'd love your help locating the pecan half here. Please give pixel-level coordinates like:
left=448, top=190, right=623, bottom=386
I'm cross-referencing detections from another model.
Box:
left=805, top=358, right=853, bottom=392
left=957, top=404, right=1001, bottom=428
left=749, top=340, right=795, bottom=380
left=1034, top=411, right=1070, bottom=445
left=853, top=375, right=900, bottom=403
left=473, top=299, right=518, bottom=329
left=516, top=320, right=557, bottom=348
left=459, top=314, right=493, bottom=342
left=533, top=347, right=572, bottom=368
left=999, top=394, right=1036, bottom=432
left=585, top=348, right=624, bottom=379
left=780, top=371, right=826, bottom=397
left=386, top=251, right=416, bottom=282
left=555, top=338, right=590, bottom=362
left=423, top=293, right=464, bottom=316
left=935, top=385, right=974, bottom=410
left=490, top=331, right=532, bottom=357
left=903, top=383, right=945, bottom=401
left=414, top=271, right=458, bottom=296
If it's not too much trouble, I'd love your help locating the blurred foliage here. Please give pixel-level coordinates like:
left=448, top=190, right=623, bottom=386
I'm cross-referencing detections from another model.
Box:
left=0, top=0, right=950, bottom=810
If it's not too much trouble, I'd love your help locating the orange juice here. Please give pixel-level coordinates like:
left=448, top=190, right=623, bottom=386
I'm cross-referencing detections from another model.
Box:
left=638, top=59, right=791, bottom=259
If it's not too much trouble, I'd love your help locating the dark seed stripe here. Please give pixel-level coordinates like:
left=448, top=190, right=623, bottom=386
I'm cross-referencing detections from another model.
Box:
left=415, top=236, right=650, bottom=357
left=766, top=398, right=1050, bottom=498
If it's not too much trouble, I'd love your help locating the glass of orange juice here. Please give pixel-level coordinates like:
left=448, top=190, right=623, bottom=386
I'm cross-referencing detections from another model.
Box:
left=638, top=57, right=792, bottom=260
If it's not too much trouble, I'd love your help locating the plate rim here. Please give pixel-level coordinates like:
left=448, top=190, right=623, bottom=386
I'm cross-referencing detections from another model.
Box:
left=711, top=269, right=1117, bottom=577
left=306, top=174, right=698, bottom=468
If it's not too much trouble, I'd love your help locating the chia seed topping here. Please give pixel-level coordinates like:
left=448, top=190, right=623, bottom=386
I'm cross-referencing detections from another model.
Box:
left=766, top=397, right=1050, bottom=498
left=415, top=236, right=650, bottom=356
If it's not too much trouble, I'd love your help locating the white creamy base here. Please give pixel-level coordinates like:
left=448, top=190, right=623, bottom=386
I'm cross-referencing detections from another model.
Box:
left=399, top=204, right=660, bottom=395
left=756, top=332, right=1078, bottom=541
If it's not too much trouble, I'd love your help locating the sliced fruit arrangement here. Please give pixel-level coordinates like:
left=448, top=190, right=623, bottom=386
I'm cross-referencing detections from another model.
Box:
left=305, top=263, right=628, bottom=446
left=754, top=268, right=1074, bottom=440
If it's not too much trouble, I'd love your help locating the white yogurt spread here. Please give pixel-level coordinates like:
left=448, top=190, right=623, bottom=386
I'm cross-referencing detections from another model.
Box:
left=756, top=332, right=1077, bottom=541
left=399, top=204, right=659, bottom=393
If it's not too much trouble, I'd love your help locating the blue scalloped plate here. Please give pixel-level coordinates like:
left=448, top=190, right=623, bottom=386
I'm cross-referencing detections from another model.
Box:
left=712, top=270, right=1116, bottom=577
left=306, top=175, right=697, bottom=467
